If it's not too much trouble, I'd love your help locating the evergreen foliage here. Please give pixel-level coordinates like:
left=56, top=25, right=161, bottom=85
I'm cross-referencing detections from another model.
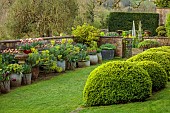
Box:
left=127, top=51, right=170, bottom=80
left=72, top=23, right=100, bottom=46
left=156, top=26, right=167, bottom=37
left=154, top=0, right=170, bottom=8
left=6, top=0, right=78, bottom=38
left=137, top=40, right=159, bottom=49
left=108, top=12, right=159, bottom=36
left=166, top=14, right=170, bottom=38
left=137, top=61, right=168, bottom=91
left=83, top=61, right=152, bottom=106
left=144, top=46, right=170, bottom=53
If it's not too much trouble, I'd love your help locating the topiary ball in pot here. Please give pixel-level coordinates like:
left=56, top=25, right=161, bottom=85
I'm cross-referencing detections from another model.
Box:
left=83, top=61, right=152, bottom=106
left=127, top=51, right=170, bottom=81
left=136, top=61, right=168, bottom=91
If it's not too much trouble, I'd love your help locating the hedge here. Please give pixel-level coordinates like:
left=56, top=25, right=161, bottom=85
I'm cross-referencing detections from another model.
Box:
left=127, top=51, right=170, bottom=80
left=143, top=46, right=170, bottom=53
left=108, top=12, right=159, bottom=36
left=137, top=61, right=168, bottom=91
left=83, top=61, right=152, bottom=106
left=166, top=13, right=170, bottom=37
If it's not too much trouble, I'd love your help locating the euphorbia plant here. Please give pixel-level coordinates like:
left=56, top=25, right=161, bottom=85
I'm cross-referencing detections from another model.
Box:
left=6, top=64, right=23, bottom=74
left=27, top=48, right=41, bottom=67
left=49, top=39, right=77, bottom=61
left=40, top=50, right=62, bottom=73
left=75, top=43, right=89, bottom=61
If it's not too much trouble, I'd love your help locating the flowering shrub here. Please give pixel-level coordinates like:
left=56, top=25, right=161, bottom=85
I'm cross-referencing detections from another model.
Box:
left=72, top=23, right=100, bottom=46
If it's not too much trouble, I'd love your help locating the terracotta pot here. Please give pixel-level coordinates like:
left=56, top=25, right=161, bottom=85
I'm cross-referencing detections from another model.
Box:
left=89, top=54, right=98, bottom=65
left=78, top=60, right=90, bottom=68
left=10, top=73, right=22, bottom=87
left=0, top=80, right=10, bottom=94
left=22, top=73, right=32, bottom=85
left=31, top=66, right=39, bottom=80
left=23, top=50, right=32, bottom=54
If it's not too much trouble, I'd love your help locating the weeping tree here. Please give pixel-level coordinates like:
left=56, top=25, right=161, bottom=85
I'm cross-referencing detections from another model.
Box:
left=0, top=0, right=16, bottom=40
left=6, top=0, right=78, bottom=39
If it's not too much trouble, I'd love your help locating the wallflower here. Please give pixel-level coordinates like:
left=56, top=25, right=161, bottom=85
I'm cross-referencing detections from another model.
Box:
left=2, top=48, right=19, bottom=55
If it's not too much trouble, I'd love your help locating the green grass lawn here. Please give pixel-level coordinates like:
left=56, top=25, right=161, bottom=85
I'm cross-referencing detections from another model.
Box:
left=0, top=58, right=170, bottom=113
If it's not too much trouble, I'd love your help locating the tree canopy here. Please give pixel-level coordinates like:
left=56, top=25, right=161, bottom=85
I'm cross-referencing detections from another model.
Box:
left=5, top=0, right=78, bottom=38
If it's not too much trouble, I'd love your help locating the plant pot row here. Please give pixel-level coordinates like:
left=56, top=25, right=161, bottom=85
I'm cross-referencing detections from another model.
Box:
left=57, top=51, right=114, bottom=69
left=1, top=51, right=114, bottom=94
left=0, top=73, right=32, bottom=94
left=56, top=52, right=103, bottom=70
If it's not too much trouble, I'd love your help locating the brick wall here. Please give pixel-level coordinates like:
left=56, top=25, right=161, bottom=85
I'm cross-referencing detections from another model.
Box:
left=156, top=8, right=170, bottom=25
left=144, top=37, right=170, bottom=46
left=0, top=36, right=74, bottom=52
left=99, top=36, right=124, bottom=57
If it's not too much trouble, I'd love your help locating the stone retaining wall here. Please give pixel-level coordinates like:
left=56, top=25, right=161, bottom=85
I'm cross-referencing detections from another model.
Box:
left=144, top=37, right=170, bottom=46
left=0, top=36, right=74, bottom=52
left=0, top=36, right=130, bottom=58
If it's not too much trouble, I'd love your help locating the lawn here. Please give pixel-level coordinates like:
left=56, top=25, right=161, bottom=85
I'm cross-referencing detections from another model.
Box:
left=0, top=58, right=170, bottom=113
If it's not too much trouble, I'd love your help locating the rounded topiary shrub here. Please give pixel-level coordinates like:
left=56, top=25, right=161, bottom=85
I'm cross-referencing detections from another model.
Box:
left=159, top=46, right=170, bottom=50
left=127, top=52, right=170, bottom=80
left=137, top=61, right=168, bottom=91
left=83, top=61, right=152, bottom=106
left=143, top=46, right=170, bottom=53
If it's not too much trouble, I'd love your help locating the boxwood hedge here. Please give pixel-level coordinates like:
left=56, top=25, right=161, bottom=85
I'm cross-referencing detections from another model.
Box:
left=127, top=52, right=170, bottom=80
left=108, top=12, right=159, bottom=36
left=137, top=61, right=168, bottom=91
left=144, top=46, right=170, bottom=53
left=83, top=61, right=152, bottom=106
left=160, top=46, right=170, bottom=49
